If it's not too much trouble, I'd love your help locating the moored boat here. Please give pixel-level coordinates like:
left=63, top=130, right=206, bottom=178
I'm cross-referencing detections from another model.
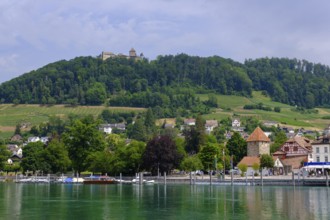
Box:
left=83, top=176, right=118, bottom=184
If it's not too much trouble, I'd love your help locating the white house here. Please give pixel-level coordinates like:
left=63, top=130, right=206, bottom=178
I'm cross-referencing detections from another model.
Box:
left=28, top=136, right=40, bottom=143
left=312, top=136, right=330, bottom=162
left=184, top=118, right=196, bottom=126
left=100, top=123, right=126, bottom=134
left=232, top=118, right=240, bottom=127
left=40, top=137, right=49, bottom=144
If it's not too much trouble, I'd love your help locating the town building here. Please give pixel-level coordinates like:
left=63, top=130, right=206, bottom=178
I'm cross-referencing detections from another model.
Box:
left=99, top=123, right=126, bottom=134
left=246, top=127, right=271, bottom=156
left=205, top=120, right=218, bottom=134
left=311, top=135, right=330, bottom=162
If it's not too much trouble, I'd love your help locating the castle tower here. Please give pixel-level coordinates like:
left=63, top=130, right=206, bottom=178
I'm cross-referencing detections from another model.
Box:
left=129, top=48, right=137, bottom=57
left=246, top=127, right=270, bottom=156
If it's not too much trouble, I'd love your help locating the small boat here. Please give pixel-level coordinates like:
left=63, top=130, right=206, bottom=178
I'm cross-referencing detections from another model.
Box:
left=131, top=177, right=155, bottom=184
left=83, top=176, right=118, bottom=184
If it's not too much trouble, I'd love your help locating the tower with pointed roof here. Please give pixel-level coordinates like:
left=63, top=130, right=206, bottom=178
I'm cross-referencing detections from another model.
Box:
left=246, top=127, right=270, bottom=156
left=129, top=48, right=137, bottom=58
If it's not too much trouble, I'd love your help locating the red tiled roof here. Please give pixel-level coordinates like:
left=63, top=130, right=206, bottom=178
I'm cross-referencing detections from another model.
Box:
left=238, top=156, right=260, bottom=167
left=246, top=127, right=270, bottom=142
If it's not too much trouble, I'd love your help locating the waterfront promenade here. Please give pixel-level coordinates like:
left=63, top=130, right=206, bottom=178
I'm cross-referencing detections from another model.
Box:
left=2, top=173, right=329, bottom=187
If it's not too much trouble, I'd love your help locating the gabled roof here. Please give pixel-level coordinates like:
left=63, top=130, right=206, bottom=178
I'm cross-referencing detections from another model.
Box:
left=285, top=136, right=312, bottom=151
left=246, top=127, right=270, bottom=142
left=205, top=120, right=218, bottom=127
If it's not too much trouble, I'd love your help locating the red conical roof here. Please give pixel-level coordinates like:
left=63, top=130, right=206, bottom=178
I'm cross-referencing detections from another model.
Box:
left=247, top=127, right=270, bottom=142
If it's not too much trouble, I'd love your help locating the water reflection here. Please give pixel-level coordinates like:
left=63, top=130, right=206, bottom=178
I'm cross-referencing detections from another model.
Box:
left=0, top=183, right=329, bottom=219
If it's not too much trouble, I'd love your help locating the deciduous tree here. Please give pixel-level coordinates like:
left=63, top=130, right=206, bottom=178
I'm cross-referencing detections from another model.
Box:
left=62, top=119, right=105, bottom=175
left=142, top=135, right=183, bottom=175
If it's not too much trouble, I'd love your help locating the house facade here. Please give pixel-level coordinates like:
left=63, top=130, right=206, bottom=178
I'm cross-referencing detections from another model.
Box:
left=311, top=136, right=330, bottom=162
left=275, top=136, right=312, bottom=161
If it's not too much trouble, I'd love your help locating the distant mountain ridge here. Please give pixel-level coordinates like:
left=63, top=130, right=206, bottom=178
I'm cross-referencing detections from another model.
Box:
left=0, top=54, right=329, bottom=112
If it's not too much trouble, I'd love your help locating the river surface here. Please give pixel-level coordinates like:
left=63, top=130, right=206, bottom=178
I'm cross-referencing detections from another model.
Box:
left=0, top=183, right=329, bottom=220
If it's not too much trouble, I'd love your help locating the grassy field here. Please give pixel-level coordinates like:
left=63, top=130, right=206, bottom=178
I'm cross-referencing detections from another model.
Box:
left=1, top=91, right=329, bottom=139
left=0, top=104, right=145, bottom=139
left=199, top=91, right=330, bottom=131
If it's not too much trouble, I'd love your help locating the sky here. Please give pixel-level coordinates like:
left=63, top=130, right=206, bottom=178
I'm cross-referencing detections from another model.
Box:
left=1, top=0, right=330, bottom=84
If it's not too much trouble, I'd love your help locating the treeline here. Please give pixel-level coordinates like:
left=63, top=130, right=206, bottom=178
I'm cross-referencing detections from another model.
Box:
left=245, top=57, right=330, bottom=108
left=243, top=103, right=281, bottom=112
left=1, top=54, right=330, bottom=109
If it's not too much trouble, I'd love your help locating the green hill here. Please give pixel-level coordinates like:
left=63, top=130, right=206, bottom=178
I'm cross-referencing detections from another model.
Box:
left=1, top=55, right=330, bottom=112
left=0, top=104, right=145, bottom=139
left=199, top=91, right=329, bottom=131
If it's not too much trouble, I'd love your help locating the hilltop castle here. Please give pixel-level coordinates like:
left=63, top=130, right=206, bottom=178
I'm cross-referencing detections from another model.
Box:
left=99, top=48, right=143, bottom=61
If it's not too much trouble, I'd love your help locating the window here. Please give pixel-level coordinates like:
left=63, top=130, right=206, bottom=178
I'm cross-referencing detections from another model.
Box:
left=325, top=156, right=328, bottom=162
left=316, top=156, right=320, bottom=162
left=309, top=154, right=312, bottom=159
left=316, top=147, right=320, bottom=154
left=293, top=146, right=298, bottom=151
left=284, top=147, right=289, bottom=152
left=325, top=147, right=328, bottom=153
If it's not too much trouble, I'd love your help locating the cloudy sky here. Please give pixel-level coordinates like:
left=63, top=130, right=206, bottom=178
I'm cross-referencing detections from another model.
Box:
left=1, top=0, right=330, bottom=83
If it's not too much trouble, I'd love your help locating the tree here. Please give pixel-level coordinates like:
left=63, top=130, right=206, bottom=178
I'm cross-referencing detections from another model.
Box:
left=183, top=115, right=206, bottom=154
left=237, top=163, right=247, bottom=176
left=252, top=162, right=260, bottom=174
left=274, top=107, right=281, bottom=112
left=114, top=140, right=146, bottom=175
left=243, top=117, right=260, bottom=133
left=142, top=135, right=183, bottom=175
left=85, top=82, right=107, bottom=105
left=226, top=132, right=247, bottom=165
left=270, top=130, right=287, bottom=153
left=128, top=119, right=147, bottom=142
left=88, top=151, right=115, bottom=175
left=260, top=154, right=274, bottom=169
left=62, top=119, right=105, bottom=175
left=198, top=142, right=220, bottom=171
left=0, top=145, right=11, bottom=170
left=144, top=108, right=156, bottom=137
left=180, top=155, right=203, bottom=172
left=42, top=139, right=71, bottom=173
left=14, top=124, right=21, bottom=135
left=21, top=142, right=46, bottom=173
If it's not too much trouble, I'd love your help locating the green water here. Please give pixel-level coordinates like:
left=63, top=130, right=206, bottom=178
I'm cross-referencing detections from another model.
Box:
left=0, top=183, right=329, bottom=220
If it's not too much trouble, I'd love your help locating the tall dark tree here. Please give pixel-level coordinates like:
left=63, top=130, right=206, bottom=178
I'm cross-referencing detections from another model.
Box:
left=184, top=115, right=206, bottom=154
left=14, top=124, right=21, bottom=135
left=144, top=108, right=156, bottom=136
left=128, top=119, right=147, bottom=142
left=226, top=132, right=247, bottom=165
left=142, top=135, right=183, bottom=175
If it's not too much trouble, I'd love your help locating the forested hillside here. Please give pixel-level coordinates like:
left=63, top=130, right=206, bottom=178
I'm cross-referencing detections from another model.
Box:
left=0, top=54, right=330, bottom=115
